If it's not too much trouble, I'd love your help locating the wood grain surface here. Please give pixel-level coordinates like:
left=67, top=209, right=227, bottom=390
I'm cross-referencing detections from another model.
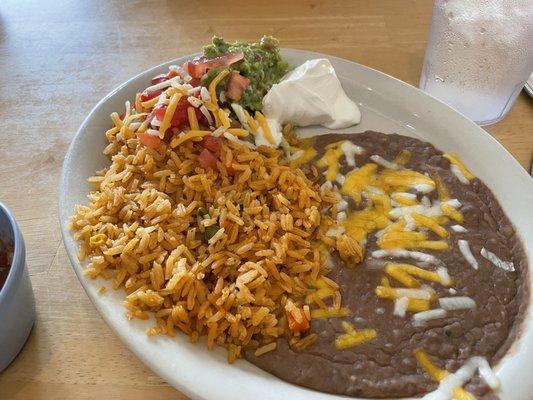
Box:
left=0, top=1, right=531, bottom=399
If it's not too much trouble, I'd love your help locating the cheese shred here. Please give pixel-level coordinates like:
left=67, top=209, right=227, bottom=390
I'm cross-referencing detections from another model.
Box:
left=170, top=130, right=211, bottom=148
left=255, top=111, right=275, bottom=145
left=159, top=93, right=182, bottom=138
left=208, top=69, right=230, bottom=108
left=187, top=107, right=199, bottom=131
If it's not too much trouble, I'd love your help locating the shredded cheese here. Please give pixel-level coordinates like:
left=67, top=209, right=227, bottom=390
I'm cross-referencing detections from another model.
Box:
left=458, top=240, right=479, bottom=270
left=375, top=286, right=433, bottom=300
left=451, top=224, right=467, bottom=233
left=341, top=163, right=378, bottom=203
left=436, top=267, right=452, bottom=286
left=217, top=108, right=230, bottom=129
left=411, top=213, right=448, bottom=238
left=443, top=153, right=475, bottom=181
left=480, top=247, right=515, bottom=272
left=187, top=96, right=203, bottom=108
left=230, top=103, right=249, bottom=129
left=387, top=263, right=452, bottom=287
left=144, top=76, right=180, bottom=94
left=110, top=112, right=123, bottom=128
left=200, top=86, right=211, bottom=102
left=335, top=324, right=377, bottom=350
left=199, top=105, right=214, bottom=127
left=141, top=96, right=161, bottom=109
left=208, top=69, right=230, bottom=107
left=243, top=109, right=259, bottom=133
left=169, top=130, right=210, bottom=148
left=438, top=296, right=476, bottom=311
left=159, top=93, right=182, bottom=138
left=393, top=149, right=412, bottom=165
left=342, top=141, right=364, bottom=166
left=415, top=350, right=477, bottom=400
left=311, top=307, right=350, bottom=319
left=376, top=169, right=435, bottom=193
left=385, top=264, right=421, bottom=288
left=227, top=128, right=249, bottom=137
left=378, top=237, right=449, bottom=251
left=255, top=111, right=275, bottom=145
left=289, top=147, right=317, bottom=168
left=393, top=296, right=409, bottom=317
left=187, top=107, right=199, bottom=131
left=450, top=164, right=470, bottom=184
left=441, top=204, right=464, bottom=223
left=407, top=298, right=431, bottom=312
left=370, top=154, right=401, bottom=170
left=391, top=192, right=418, bottom=206
left=422, top=356, right=498, bottom=399
left=412, top=308, right=447, bottom=325
left=371, top=249, right=444, bottom=266
left=211, top=126, right=225, bottom=138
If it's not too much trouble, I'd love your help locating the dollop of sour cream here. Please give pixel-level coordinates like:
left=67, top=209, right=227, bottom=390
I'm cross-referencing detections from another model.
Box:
left=258, top=58, right=361, bottom=146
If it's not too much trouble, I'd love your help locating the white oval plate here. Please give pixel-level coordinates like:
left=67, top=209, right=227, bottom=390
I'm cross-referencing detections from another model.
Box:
left=59, top=49, right=533, bottom=400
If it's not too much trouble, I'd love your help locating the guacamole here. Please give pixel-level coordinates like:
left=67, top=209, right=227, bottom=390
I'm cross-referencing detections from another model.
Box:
left=202, top=36, right=289, bottom=111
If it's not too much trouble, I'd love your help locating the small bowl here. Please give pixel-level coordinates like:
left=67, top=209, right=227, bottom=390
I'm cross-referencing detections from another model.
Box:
left=0, top=201, right=35, bottom=372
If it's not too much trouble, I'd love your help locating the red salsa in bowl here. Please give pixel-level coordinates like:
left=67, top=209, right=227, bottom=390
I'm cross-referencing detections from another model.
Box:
left=0, top=241, right=13, bottom=291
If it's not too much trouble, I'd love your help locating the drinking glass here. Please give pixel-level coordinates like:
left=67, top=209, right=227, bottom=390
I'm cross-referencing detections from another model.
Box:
left=419, top=0, right=533, bottom=125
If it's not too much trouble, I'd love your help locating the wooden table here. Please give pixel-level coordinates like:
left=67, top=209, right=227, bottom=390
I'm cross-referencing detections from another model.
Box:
left=0, top=0, right=531, bottom=399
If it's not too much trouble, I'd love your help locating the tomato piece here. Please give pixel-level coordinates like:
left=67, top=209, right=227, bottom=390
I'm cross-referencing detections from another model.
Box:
left=140, top=89, right=162, bottom=102
left=193, top=105, right=207, bottom=127
left=171, top=99, right=207, bottom=129
left=286, top=308, right=310, bottom=334
left=151, top=99, right=207, bottom=129
left=198, top=148, right=218, bottom=170
left=167, top=69, right=178, bottom=79
left=150, top=73, right=168, bottom=85
left=150, top=69, right=179, bottom=85
left=170, top=102, right=189, bottom=128
left=189, top=77, right=201, bottom=87
left=136, top=131, right=161, bottom=149
left=153, top=105, right=167, bottom=121
left=201, top=136, right=222, bottom=153
left=184, top=51, right=244, bottom=79
left=226, top=71, right=250, bottom=101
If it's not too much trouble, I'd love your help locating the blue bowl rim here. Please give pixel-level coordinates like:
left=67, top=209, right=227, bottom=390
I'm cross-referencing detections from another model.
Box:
left=0, top=201, right=26, bottom=307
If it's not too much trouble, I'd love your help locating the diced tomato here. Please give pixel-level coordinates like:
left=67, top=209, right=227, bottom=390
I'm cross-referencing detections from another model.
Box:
left=171, top=99, right=207, bottom=129
left=150, top=73, right=169, bottom=85
left=150, top=69, right=179, bottom=85
left=171, top=101, right=190, bottom=128
left=286, top=308, right=310, bottom=334
left=167, top=69, right=178, bottom=79
left=193, top=106, right=207, bottom=127
left=226, top=71, right=250, bottom=101
left=189, top=77, right=201, bottom=87
left=153, top=105, right=167, bottom=121
left=182, top=61, right=197, bottom=78
left=152, top=99, right=207, bottom=129
left=198, top=148, right=218, bottom=170
left=140, top=89, right=162, bottom=102
left=136, top=131, right=161, bottom=149
left=184, top=51, right=244, bottom=79
left=201, top=136, right=222, bottom=153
